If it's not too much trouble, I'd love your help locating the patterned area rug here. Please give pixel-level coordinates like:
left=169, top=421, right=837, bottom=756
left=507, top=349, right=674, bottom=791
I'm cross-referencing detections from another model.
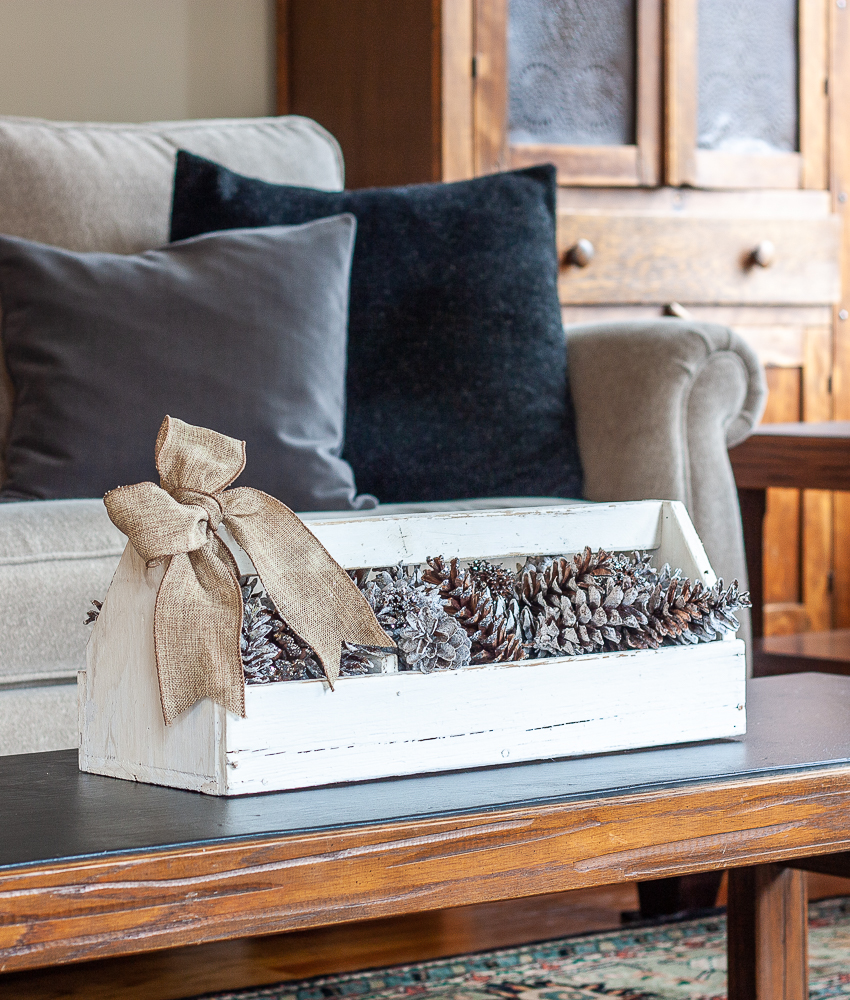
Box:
left=196, top=898, right=850, bottom=1000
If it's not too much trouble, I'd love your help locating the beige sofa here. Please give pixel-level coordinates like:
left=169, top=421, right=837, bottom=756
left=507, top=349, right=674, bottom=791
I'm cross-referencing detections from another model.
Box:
left=0, top=115, right=767, bottom=756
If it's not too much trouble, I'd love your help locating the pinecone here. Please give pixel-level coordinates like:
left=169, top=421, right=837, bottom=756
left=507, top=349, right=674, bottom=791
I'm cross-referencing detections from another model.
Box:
left=396, top=605, right=471, bottom=672
left=339, top=642, right=386, bottom=676
left=239, top=575, right=325, bottom=683
left=269, top=618, right=324, bottom=681
left=240, top=581, right=285, bottom=683
left=468, top=559, right=517, bottom=599
left=423, top=556, right=525, bottom=663
left=84, top=599, right=102, bottom=625
left=360, top=569, right=438, bottom=634
left=518, top=549, right=752, bottom=656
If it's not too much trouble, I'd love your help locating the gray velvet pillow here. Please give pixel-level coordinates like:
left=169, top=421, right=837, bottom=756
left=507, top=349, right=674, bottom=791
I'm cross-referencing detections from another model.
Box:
left=0, top=217, right=375, bottom=511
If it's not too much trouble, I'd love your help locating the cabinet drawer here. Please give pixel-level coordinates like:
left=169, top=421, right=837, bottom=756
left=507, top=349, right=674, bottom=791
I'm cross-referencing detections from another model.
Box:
left=557, top=214, right=841, bottom=306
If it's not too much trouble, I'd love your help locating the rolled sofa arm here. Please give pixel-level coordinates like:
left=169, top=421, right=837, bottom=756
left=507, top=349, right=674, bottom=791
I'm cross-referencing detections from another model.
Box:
left=566, top=318, right=767, bottom=640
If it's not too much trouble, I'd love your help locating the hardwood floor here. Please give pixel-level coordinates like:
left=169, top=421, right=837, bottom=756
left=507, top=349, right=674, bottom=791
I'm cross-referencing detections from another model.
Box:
left=3, top=876, right=848, bottom=1000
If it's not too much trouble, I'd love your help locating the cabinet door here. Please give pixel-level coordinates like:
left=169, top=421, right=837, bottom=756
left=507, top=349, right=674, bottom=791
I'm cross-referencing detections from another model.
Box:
left=474, top=0, right=661, bottom=184
left=667, top=0, right=828, bottom=190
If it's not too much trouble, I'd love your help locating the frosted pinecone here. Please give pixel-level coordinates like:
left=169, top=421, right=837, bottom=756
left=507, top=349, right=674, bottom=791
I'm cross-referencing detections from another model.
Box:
left=423, top=556, right=525, bottom=662
left=360, top=567, right=440, bottom=634
left=241, top=582, right=285, bottom=683
left=396, top=605, right=471, bottom=672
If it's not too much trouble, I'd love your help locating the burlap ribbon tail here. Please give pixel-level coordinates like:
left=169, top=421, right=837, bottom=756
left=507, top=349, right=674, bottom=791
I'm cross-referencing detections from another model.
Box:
left=104, top=416, right=392, bottom=725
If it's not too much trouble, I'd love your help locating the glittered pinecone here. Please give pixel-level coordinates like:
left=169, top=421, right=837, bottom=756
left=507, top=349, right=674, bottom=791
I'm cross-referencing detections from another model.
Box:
left=706, top=579, right=750, bottom=635
left=360, top=569, right=438, bottom=634
left=239, top=574, right=324, bottom=683
left=468, top=559, right=517, bottom=599
left=519, top=547, right=615, bottom=614
left=339, top=642, right=385, bottom=676
left=270, top=619, right=324, bottom=681
left=240, top=581, right=285, bottom=683
left=423, top=556, right=525, bottom=663
left=470, top=605, right=526, bottom=663
left=396, top=605, right=471, bottom=672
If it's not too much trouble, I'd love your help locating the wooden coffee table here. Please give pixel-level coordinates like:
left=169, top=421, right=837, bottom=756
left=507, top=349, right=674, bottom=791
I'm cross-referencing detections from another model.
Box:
left=3, top=673, right=850, bottom=1000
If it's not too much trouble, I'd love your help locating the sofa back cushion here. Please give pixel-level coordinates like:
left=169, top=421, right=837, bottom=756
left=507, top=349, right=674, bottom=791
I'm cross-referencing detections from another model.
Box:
left=0, top=115, right=343, bottom=253
left=0, top=114, right=345, bottom=471
left=172, top=153, right=584, bottom=504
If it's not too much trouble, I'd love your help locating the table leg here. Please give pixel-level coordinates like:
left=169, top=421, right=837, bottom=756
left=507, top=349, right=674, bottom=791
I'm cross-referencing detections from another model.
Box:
left=727, top=864, right=808, bottom=1000
left=738, top=487, right=767, bottom=640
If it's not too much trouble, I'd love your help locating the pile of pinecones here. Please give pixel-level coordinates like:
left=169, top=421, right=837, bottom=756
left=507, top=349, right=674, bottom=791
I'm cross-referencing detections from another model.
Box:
left=236, top=548, right=750, bottom=683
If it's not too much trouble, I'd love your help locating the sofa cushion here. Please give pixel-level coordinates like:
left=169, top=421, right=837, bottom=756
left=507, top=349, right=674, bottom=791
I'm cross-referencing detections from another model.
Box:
left=171, top=152, right=584, bottom=505
left=0, top=498, right=124, bottom=683
left=0, top=217, right=375, bottom=510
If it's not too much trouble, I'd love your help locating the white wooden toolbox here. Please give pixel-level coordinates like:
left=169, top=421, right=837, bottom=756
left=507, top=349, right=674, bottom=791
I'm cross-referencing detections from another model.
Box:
left=79, top=501, right=746, bottom=795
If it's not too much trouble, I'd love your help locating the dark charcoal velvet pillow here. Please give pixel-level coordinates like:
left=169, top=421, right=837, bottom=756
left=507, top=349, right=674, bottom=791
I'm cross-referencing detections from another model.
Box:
left=0, top=217, right=377, bottom=511
left=171, top=152, right=583, bottom=504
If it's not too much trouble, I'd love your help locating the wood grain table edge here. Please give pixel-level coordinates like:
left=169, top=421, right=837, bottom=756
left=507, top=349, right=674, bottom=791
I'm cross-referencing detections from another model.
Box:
left=729, top=423, right=850, bottom=491
left=3, top=766, right=850, bottom=972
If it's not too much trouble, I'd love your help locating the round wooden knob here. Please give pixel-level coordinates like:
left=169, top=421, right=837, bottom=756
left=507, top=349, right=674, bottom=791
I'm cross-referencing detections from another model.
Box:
left=751, top=240, right=776, bottom=268
left=567, top=238, right=595, bottom=268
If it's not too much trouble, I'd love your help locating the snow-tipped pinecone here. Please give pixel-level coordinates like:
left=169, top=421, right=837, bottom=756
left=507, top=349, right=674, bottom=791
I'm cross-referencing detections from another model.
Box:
left=423, top=556, right=525, bottom=662
left=360, top=569, right=438, bottom=635
left=468, top=559, right=517, bottom=599
left=269, top=619, right=324, bottom=681
left=239, top=574, right=324, bottom=683
left=422, top=556, right=493, bottom=632
left=396, top=605, right=471, bottom=672
left=240, top=579, right=285, bottom=683
left=519, top=547, right=615, bottom=614
left=339, top=642, right=386, bottom=676
left=707, top=579, right=750, bottom=634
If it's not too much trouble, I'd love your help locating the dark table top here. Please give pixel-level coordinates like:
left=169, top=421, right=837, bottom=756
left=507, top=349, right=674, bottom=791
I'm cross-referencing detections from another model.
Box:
left=2, top=673, right=849, bottom=871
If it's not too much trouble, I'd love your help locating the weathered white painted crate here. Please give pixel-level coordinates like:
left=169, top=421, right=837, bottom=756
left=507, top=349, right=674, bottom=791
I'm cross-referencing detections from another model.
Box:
left=79, top=501, right=746, bottom=795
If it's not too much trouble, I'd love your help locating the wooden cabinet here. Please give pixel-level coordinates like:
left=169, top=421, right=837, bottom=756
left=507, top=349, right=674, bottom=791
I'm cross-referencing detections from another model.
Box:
left=277, top=0, right=844, bottom=636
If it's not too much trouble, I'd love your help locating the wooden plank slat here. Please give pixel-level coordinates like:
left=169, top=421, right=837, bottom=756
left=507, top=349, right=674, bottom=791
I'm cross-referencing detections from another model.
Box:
left=472, top=0, right=508, bottom=175
left=4, top=766, right=850, bottom=973
left=761, top=369, right=802, bottom=611
left=803, top=325, right=835, bottom=630
left=510, top=144, right=640, bottom=186
left=694, top=151, right=802, bottom=191
left=286, top=0, right=438, bottom=189
left=441, top=0, right=475, bottom=182
left=557, top=215, right=842, bottom=305
left=664, top=0, right=697, bottom=186
left=636, top=0, right=662, bottom=185
left=275, top=0, right=290, bottom=113
left=829, top=0, right=850, bottom=629
left=800, top=0, right=830, bottom=190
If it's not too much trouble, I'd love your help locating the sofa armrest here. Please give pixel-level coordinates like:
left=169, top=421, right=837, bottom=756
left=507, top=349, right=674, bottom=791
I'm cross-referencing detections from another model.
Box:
left=566, top=318, right=767, bottom=617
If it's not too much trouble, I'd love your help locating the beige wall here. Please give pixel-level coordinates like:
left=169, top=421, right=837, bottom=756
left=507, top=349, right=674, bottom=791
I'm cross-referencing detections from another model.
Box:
left=0, top=0, right=275, bottom=122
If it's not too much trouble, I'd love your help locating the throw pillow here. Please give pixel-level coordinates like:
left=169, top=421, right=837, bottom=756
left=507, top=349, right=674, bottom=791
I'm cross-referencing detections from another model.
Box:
left=0, top=216, right=377, bottom=511
left=171, top=152, right=583, bottom=504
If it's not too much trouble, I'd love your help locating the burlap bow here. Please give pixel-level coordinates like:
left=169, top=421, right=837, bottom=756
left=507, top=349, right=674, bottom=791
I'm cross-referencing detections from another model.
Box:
left=104, top=416, right=393, bottom=725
